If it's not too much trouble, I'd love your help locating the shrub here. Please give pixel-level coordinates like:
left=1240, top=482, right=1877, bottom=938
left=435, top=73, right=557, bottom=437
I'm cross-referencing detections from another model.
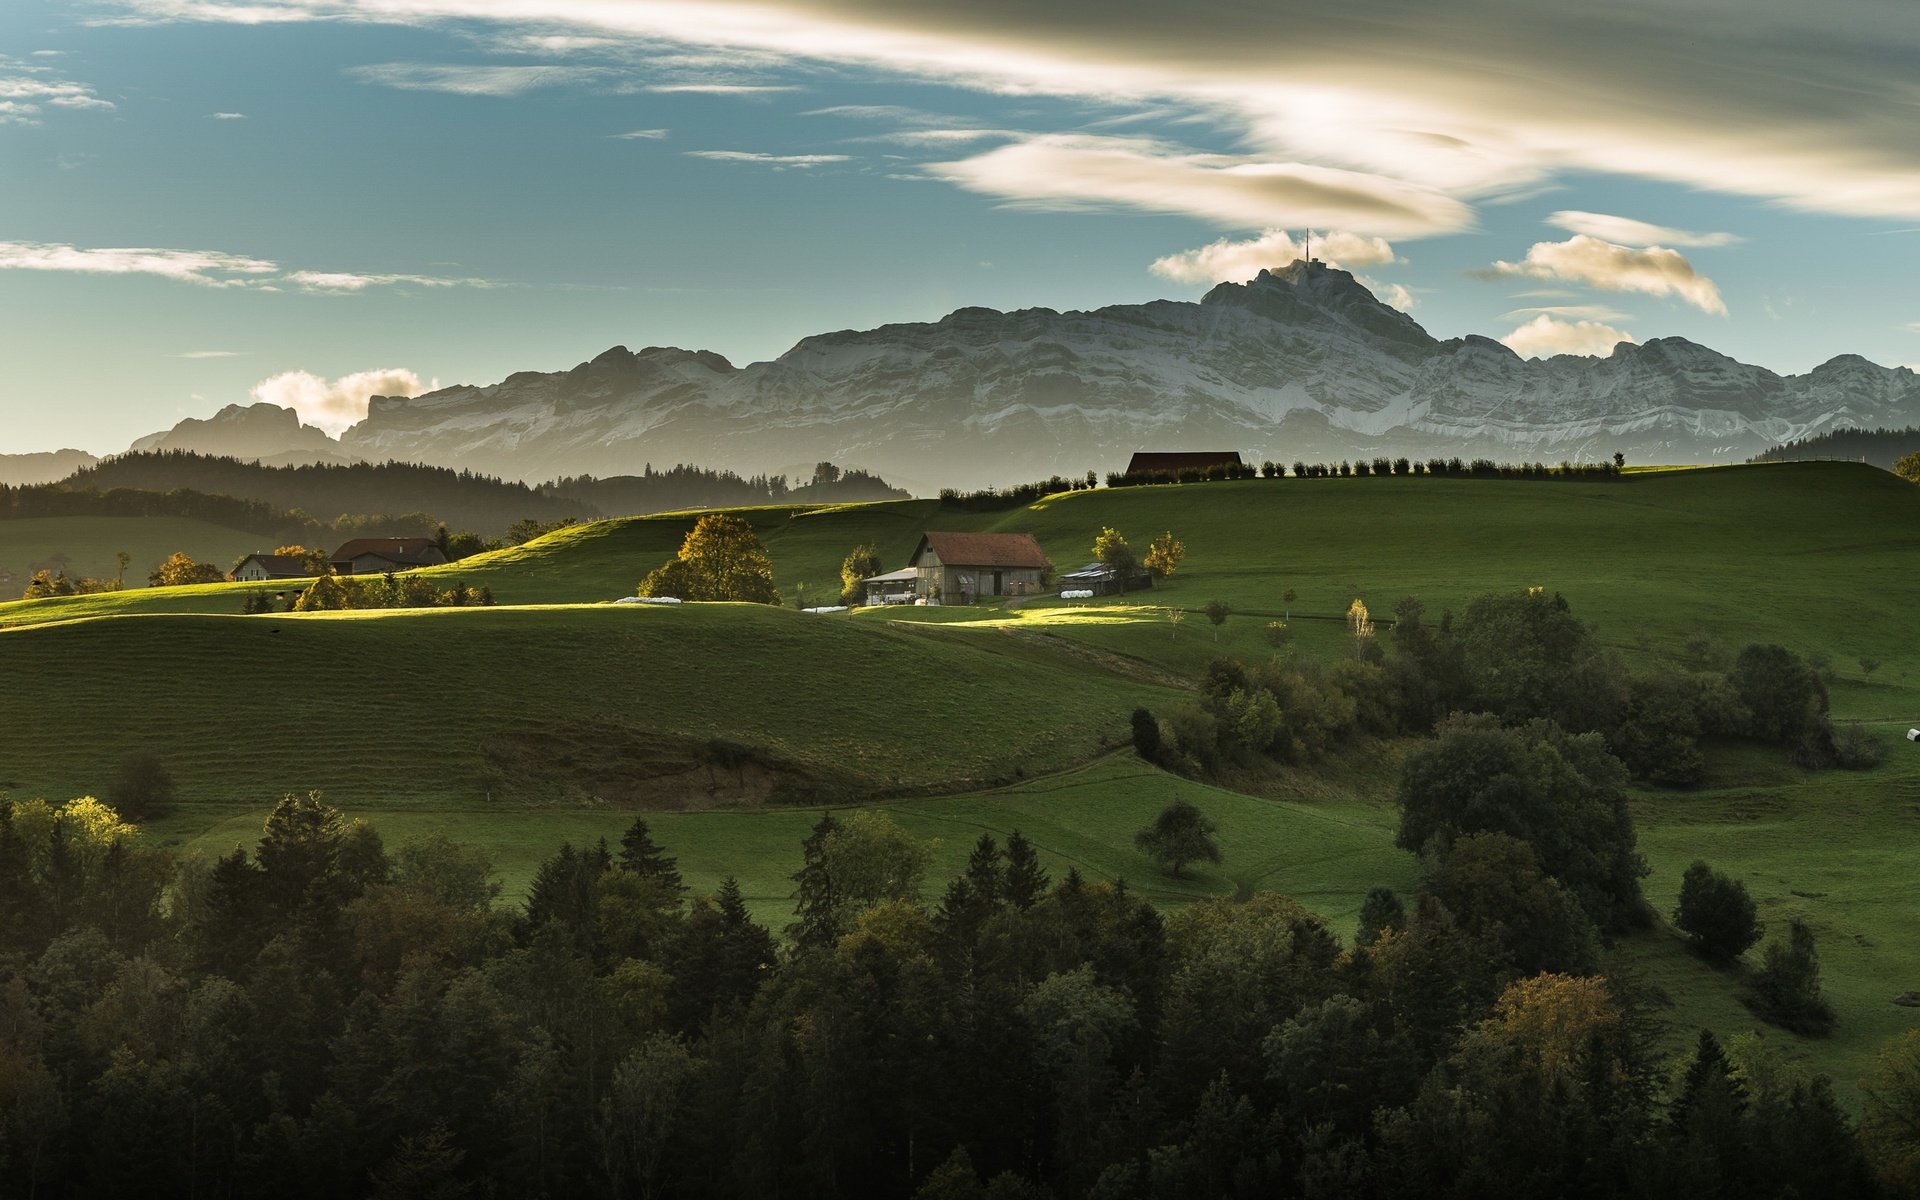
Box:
left=1745, top=919, right=1836, bottom=1036
left=1831, top=722, right=1889, bottom=769
left=1130, top=707, right=1162, bottom=763
left=1673, top=861, right=1761, bottom=962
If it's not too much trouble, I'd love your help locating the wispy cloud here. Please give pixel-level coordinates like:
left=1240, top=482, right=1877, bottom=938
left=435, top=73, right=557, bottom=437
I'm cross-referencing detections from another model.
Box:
left=208, top=110, right=246, bottom=119
left=0, top=240, right=499, bottom=291
left=1501, top=303, right=1634, bottom=322
left=930, top=135, right=1470, bottom=237
left=345, top=62, right=603, bottom=96
left=171, top=349, right=243, bottom=358
left=847, top=128, right=1019, bottom=147
left=609, top=127, right=669, bottom=139
left=1548, top=210, right=1739, bottom=249
left=0, top=241, right=277, bottom=285
left=645, top=83, right=799, bottom=95
left=1477, top=235, right=1726, bottom=315
left=1501, top=314, right=1636, bottom=358
left=685, top=150, right=851, bottom=168
left=251, top=367, right=431, bottom=434
left=1150, top=228, right=1397, bottom=283
left=87, top=0, right=1920, bottom=224
left=286, top=270, right=496, bottom=291
left=0, top=73, right=116, bottom=124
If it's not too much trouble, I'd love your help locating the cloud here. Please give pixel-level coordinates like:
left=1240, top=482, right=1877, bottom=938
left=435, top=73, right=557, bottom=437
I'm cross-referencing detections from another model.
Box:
left=1365, top=280, right=1417, bottom=311
left=0, top=74, right=115, bottom=123
left=171, top=349, right=242, bottom=358
left=644, top=83, right=798, bottom=95
left=928, top=135, right=1471, bottom=237
left=1902, top=321, right=1920, bottom=333
left=1501, top=314, right=1636, bottom=359
left=685, top=150, right=851, bottom=168
left=345, top=62, right=603, bottom=95
left=1149, top=228, right=1396, bottom=283
left=286, top=270, right=496, bottom=291
left=1548, top=210, right=1739, bottom=248
left=250, top=367, right=431, bottom=434
left=86, top=0, right=1920, bottom=225
left=208, top=110, right=246, bottom=119
left=1478, top=235, right=1725, bottom=314
left=0, top=241, right=278, bottom=285
left=848, top=128, right=1020, bottom=146
left=0, top=240, right=498, bottom=291
left=610, top=127, right=668, bottom=139
left=1501, top=304, right=1634, bottom=322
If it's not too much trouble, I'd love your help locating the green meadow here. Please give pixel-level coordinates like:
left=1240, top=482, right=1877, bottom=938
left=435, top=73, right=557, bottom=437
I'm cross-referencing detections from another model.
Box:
left=0, top=514, right=265, bottom=585
left=4, top=460, right=1920, bottom=1092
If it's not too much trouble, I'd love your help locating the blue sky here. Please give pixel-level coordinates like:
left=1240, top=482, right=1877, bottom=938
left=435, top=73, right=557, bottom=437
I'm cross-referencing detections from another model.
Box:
left=3, top=0, right=1918, bottom=453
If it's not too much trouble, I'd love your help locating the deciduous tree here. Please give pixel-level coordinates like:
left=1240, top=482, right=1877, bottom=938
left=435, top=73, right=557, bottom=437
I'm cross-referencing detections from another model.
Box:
left=1143, top=532, right=1185, bottom=579
left=1134, top=798, right=1221, bottom=878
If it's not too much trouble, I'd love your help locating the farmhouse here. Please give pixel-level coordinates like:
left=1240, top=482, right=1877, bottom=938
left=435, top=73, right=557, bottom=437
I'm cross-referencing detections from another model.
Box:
left=329, top=537, right=449, bottom=575
left=232, top=553, right=311, bottom=582
left=864, top=531, right=1050, bottom=604
left=1125, top=450, right=1244, bottom=476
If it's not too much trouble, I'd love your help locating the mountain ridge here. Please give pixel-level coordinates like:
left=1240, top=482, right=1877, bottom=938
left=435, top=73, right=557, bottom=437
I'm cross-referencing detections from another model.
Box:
left=124, top=262, right=1920, bottom=489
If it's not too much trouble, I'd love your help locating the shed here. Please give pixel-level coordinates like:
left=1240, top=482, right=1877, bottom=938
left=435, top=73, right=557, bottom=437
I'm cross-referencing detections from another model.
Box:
left=860, top=566, right=922, bottom=606
left=1058, top=560, right=1154, bottom=597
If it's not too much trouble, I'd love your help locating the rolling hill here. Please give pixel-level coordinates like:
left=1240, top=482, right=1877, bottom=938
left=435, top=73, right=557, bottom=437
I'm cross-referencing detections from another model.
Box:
left=3, top=460, right=1918, bottom=1092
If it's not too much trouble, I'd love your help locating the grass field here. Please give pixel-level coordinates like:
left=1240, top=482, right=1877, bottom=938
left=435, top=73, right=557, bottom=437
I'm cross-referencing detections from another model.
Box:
left=5, top=461, right=1920, bottom=1095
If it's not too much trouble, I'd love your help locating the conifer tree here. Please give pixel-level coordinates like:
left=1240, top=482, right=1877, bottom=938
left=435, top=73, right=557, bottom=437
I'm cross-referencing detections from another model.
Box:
left=618, top=817, right=686, bottom=896
left=1003, top=829, right=1050, bottom=910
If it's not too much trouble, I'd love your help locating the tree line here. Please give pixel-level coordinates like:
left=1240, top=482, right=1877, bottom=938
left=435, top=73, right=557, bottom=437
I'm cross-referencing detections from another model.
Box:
left=4, top=778, right=1916, bottom=1198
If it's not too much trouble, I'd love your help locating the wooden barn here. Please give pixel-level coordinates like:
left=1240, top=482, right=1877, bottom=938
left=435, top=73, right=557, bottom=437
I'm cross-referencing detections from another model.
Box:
left=863, top=531, right=1050, bottom=604
left=1124, top=450, right=1244, bottom=476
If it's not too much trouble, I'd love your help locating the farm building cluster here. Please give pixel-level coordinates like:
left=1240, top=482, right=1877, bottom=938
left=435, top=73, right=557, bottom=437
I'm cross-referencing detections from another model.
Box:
left=232, top=538, right=449, bottom=582
left=860, top=531, right=1150, bottom=606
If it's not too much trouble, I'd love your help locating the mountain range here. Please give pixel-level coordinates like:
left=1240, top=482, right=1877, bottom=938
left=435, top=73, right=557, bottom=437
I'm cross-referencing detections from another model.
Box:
left=66, top=262, right=1920, bottom=490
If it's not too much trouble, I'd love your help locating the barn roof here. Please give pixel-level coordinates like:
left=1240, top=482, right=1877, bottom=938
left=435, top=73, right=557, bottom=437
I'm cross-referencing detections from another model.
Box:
left=331, top=537, right=442, bottom=564
left=862, top=567, right=920, bottom=584
left=1125, top=450, right=1243, bottom=474
left=914, top=531, right=1049, bottom=569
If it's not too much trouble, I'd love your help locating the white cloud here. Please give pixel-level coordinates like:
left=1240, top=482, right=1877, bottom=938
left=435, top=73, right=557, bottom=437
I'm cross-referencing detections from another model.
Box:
left=645, top=83, right=798, bottom=95
left=1479, top=235, right=1726, bottom=315
left=1501, top=314, right=1636, bottom=358
left=685, top=150, right=851, bottom=168
left=849, top=128, right=1019, bottom=146
left=1149, top=228, right=1396, bottom=283
left=209, top=110, right=247, bottom=119
left=345, top=62, right=602, bottom=95
left=286, top=270, right=496, bottom=290
left=1902, top=321, right=1920, bottom=333
left=172, top=349, right=242, bottom=358
left=0, top=241, right=277, bottom=285
left=610, top=127, right=668, bottom=139
left=0, top=240, right=499, bottom=291
left=1365, top=279, right=1417, bottom=310
left=1548, top=210, right=1739, bottom=248
left=929, top=135, right=1470, bottom=237
left=0, top=74, right=115, bottom=123
left=250, top=367, right=432, bottom=433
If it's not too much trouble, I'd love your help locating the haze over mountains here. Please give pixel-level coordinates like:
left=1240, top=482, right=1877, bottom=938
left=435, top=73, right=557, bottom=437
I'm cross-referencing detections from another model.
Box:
left=26, top=262, right=1920, bottom=491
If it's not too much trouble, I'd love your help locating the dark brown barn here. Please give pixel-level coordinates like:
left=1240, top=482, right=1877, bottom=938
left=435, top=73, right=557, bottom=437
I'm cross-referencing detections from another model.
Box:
left=1124, top=451, right=1244, bottom=475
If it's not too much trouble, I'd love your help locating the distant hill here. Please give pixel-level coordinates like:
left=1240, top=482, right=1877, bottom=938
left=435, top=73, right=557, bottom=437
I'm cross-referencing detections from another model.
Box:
left=1750, top=426, right=1920, bottom=469
left=62, top=452, right=591, bottom=537
left=129, top=402, right=345, bottom=461
left=0, top=449, right=99, bottom=487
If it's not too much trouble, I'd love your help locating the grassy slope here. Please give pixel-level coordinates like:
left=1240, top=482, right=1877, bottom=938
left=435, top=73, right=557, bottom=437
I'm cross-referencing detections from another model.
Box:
left=0, top=515, right=267, bottom=587
left=6, top=462, right=1919, bottom=1090
left=0, top=604, right=1174, bottom=807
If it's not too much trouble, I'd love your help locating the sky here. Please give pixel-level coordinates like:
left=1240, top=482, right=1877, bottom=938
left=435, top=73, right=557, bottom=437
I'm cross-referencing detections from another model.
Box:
left=3, top=0, right=1919, bottom=453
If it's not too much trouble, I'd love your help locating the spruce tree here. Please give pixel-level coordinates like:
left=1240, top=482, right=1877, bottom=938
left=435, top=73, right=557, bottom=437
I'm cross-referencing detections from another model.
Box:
left=618, top=817, right=686, bottom=896
left=788, top=813, right=845, bottom=948
left=1003, top=830, right=1050, bottom=910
